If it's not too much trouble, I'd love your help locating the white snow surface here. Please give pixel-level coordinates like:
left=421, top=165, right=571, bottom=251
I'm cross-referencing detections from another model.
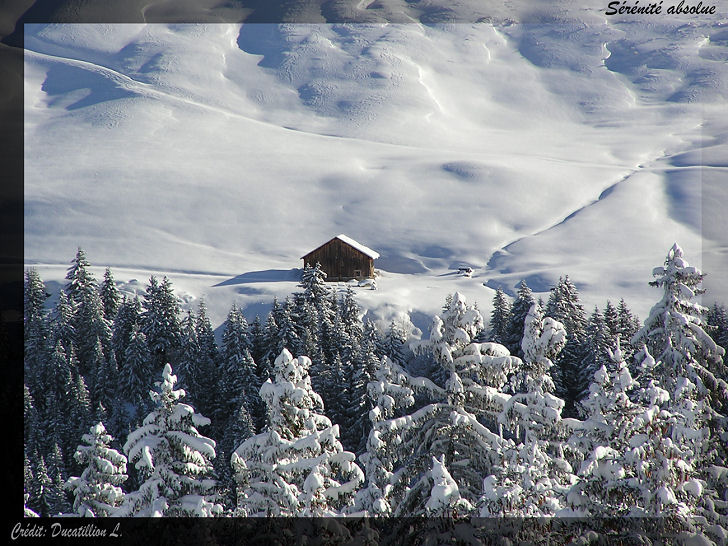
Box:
left=23, top=17, right=728, bottom=330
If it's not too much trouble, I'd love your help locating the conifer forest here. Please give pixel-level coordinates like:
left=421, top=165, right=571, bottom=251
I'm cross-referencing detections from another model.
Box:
left=23, top=245, right=728, bottom=542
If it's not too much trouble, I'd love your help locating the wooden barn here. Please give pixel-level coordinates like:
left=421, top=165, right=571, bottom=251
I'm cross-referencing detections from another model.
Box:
left=302, top=234, right=379, bottom=282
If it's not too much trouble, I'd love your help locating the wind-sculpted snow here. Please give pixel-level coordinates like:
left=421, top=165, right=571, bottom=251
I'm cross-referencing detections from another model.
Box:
left=23, top=15, right=728, bottom=324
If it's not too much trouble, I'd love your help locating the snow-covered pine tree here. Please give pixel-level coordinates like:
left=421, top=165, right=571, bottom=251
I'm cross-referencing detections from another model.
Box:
left=34, top=455, right=68, bottom=516
left=273, top=298, right=301, bottom=358
left=68, top=371, right=93, bottom=463
left=66, top=422, right=128, bottom=516
left=339, top=288, right=364, bottom=356
left=624, top=347, right=704, bottom=523
left=112, top=296, right=141, bottom=367
left=291, top=295, right=319, bottom=364
left=505, top=280, right=535, bottom=358
left=350, top=328, right=382, bottom=454
left=141, top=276, right=182, bottom=372
left=488, top=303, right=574, bottom=516
left=219, top=304, right=263, bottom=430
left=65, top=248, right=94, bottom=304
left=100, top=267, right=120, bottom=322
left=217, top=402, right=255, bottom=512
left=363, top=319, right=386, bottom=360
left=299, top=262, right=330, bottom=304
left=121, top=324, right=152, bottom=413
left=411, top=292, right=485, bottom=386
left=89, top=338, right=113, bottom=405
left=64, top=250, right=112, bottom=383
left=50, top=290, right=75, bottom=356
left=603, top=300, right=620, bottom=341
left=176, top=309, right=200, bottom=396
left=193, top=300, right=221, bottom=421
left=577, top=307, right=611, bottom=410
left=247, top=315, right=269, bottom=381
left=24, top=385, right=42, bottom=462
left=121, top=363, right=222, bottom=517
left=231, top=349, right=363, bottom=516
left=566, top=340, right=648, bottom=517
left=38, top=340, right=73, bottom=448
left=479, top=439, right=567, bottom=517
left=259, top=300, right=281, bottom=373
left=488, top=288, right=511, bottom=345
left=296, top=263, right=329, bottom=348
left=633, top=244, right=726, bottom=403
left=361, top=294, right=520, bottom=515
left=545, top=276, right=588, bottom=417
left=617, top=298, right=641, bottom=358
left=383, top=319, right=408, bottom=365
left=24, top=269, right=50, bottom=386
left=632, top=244, right=728, bottom=537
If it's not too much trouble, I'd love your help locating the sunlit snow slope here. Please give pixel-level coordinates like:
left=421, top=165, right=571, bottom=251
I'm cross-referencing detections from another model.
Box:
left=23, top=16, right=728, bottom=329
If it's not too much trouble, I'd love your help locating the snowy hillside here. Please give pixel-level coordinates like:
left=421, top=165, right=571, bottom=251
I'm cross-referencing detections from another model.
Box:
left=23, top=14, right=728, bottom=329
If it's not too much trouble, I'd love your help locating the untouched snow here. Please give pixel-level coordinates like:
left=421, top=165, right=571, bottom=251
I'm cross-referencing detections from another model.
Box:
left=23, top=17, right=728, bottom=331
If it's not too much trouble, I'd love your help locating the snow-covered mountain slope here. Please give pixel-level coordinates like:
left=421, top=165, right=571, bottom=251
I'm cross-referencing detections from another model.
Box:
left=23, top=16, right=728, bottom=331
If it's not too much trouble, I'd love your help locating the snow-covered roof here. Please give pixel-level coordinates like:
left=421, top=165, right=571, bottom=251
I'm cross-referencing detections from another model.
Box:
left=302, top=234, right=380, bottom=260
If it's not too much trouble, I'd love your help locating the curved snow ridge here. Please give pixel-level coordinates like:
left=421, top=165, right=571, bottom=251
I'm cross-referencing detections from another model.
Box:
left=484, top=168, right=639, bottom=273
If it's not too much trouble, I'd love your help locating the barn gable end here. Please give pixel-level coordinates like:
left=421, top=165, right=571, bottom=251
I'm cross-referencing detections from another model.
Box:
left=302, top=234, right=378, bottom=282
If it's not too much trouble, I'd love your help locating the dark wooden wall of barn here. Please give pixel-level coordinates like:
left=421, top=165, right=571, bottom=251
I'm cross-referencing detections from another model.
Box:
left=302, top=239, right=374, bottom=281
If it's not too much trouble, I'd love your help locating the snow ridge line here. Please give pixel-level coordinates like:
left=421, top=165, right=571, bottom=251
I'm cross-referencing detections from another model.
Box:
left=483, top=163, right=648, bottom=277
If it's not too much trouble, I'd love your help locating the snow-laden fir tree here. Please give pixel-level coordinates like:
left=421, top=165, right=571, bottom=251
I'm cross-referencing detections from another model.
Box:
left=488, top=288, right=511, bottom=345
left=360, top=293, right=520, bottom=515
left=33, top=455, right=68, bottom=516
left=299, top=262, right=330, bottom=305
left=632, top=244, right=726, bottom=408
left=100, top=267, right=120, bottom=322
left=121, top=324, right=152, bottom=413
left=383, top=319, right=408, bottom=365
left=632, top=244, right=728, bottom=536
left=545, top=276, right=588, bottom=417
left=24, top=269, right=50, bottom=385
left=623, top=347, right=704, bottom=522
left=194, top=300, right=221, bottom=420
left=176, top=310, right=201, bottom=399
left=24, top=385, right=42, bottom=463
left=66, top=422, right=128, bottom=517
left=577, top=306, right=612, bottom=410
left=120, top=363, right=222, bottom=517
left=141, top=276, right=182, bottom=371
left=39, top=340, right=75, bottom=450
left=566, top=340, right=649, bottom=517
left=231, top=349, right=363, bottom=516
left=411, top=292, right=485, bottom=385
left=218, top=304, right=262, bottom=430
left=617, top=298, right=641, bottom=359
left=349, top=328, right=382, bottom=454
left=339, top=288, right=363, bottom=359
left=505, top=280, right=535, bottom=358
left=111, top=296, right=141, bottom=367
left=64, top=250, right=112, bottom=383
left=65, top=248, right=94, bottom=306
left=51, top=290, right=75, bottom=356
left=217, top=401, right=255, bottom=511
left=484, top=303, right=575, bottom=516
left=603, top=301, right=620, bottom=341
